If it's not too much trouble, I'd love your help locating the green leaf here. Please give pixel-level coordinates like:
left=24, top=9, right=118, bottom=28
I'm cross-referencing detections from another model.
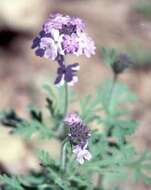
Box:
left=0, top=175, right=24, bottom=190
left=13, top=121, right=38, bottom=138
left=102, top=168, right=128, bottom=189
left=46, top=168, right=70, bottom=190
left=43, top=83, right=61, bottom=116
left=80, top=94, right=101, bottom=124
left=27, top=105, right=43, bottom=123
left=13, top=120, right=53, bottom=139
left=97, top=80, right=137, bottom=115
left=37, top=150, right=54, bottom=167
left=0, top=109, right=24, bottom=128
left=112, top=119, right=138, bottom=137
left=19, top=174, right=45, bottom=187
left=101, top=47, right=117, bottom=66
left=89, top=131, right=108, bottom=158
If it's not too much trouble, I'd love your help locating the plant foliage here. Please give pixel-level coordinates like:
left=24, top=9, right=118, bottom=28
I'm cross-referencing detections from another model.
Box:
left=0, top=47, right=151, bottom=190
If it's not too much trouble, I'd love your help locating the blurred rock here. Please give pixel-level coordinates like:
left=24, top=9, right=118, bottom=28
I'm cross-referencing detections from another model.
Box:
left=37, top=138, right=61, bottom=160
left=0, top=0, right=49, bottom=32
left=0, top=127, right=39, bottom=174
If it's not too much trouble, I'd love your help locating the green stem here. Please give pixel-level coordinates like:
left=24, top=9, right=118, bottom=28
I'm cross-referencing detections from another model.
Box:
left=60, top=83, right=69, bottom=171
left=64, top=82, right=68, bottom=117
left=55, top=83, right=69, bottom=139
left=60, top=140, right=68, bottom=171
left=97, top=73, right=118, bottom=189
left=108, top=73, right=118, bottom=113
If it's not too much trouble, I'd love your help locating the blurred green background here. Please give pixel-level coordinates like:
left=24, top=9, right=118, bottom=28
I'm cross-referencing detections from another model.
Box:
left=0, top=0, right=151, bottom=189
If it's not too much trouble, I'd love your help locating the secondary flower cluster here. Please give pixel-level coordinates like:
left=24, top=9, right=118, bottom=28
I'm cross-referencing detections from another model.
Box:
left=64, top=112, right=91, bottom=164
left=32, top=13, right=95, bottom=86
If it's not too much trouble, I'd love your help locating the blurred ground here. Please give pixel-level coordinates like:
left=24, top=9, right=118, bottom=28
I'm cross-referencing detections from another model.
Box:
left=0, top=0, right=151, bottom=189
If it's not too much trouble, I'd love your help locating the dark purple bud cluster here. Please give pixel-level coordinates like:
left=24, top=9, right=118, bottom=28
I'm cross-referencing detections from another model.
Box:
left=112, top=53, right=133, bottom=74
left=64, top=112, right=91, bottom=148
left=64, top=112, right=92, bottom=164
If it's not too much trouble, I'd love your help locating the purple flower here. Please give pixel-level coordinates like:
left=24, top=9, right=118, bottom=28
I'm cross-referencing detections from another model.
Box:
left=62, top=34, right=79, bottom=54
left=32, top=30, right=51, bottom=49
left=32, top=29, right=64, bottom=60
left=64, top=112, right=82, bottom=126
left=44, top=13, right=70, bottom=32
left=61, top=24, right=76, bottom=35
left=67, top=120, right=90, bottom=148
left=64, top=112, right=91, bottom=147
left=71, top=17, right=85, bottom=32
left=76, top=32, right=96, bottom=58
left=73, top=144, right=92, bottom=164
left=39, top=37, right=57, bottom=60
left=64, top=112, right=92, bottom=164
left=32, top=13, right=96, bottom=86
left=32, top=13, right=95, bottom=61
left=32, top=37, right=41, bottom=49
left=54, top=63, right=80, bottom=86
left=40, top=29, right=64, bottom=60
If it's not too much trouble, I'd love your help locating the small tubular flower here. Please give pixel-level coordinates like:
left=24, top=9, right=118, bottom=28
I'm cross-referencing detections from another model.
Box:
left=62, top=34, right=79, bottom=54
left=54, top=63, right=80, bottom=87
left=75, top=32, right=96, bottom=58
left=73, top=145, right=92, bottom=165
left=64, top=112, right=82, bottom=126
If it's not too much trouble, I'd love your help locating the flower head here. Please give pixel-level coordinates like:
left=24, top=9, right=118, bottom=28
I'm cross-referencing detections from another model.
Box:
left=64, top=112, right=91, bottom=147
left=68, top=122, right=90, bottom=147
left=64, top=112, right=91, bottom=164
left=32, top=13, right=96, bottom=86
left=32, top=13, right=95, bottom=60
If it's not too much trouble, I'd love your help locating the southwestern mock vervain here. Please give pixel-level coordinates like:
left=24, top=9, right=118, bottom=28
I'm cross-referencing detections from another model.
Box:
left=32, top=13, right=95, bottom=86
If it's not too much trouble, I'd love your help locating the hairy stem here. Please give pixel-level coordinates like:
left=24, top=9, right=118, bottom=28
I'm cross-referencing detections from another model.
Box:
left=108, top=73, right=118, bottom=113
left=64, top=82, right=68, bottom=117
left=60, top=140, right=68, bottom=171
left=60, top=83, right=69, bottom=171
left=97, top=73, right=118, bottom=189
left=106, top=73, right=118, bottom=137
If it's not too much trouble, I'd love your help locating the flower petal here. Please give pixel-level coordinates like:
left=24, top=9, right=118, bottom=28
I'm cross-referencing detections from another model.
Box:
left=54, top=74, right=65, bottom=87
left=51, top=29, right=60, bottom=41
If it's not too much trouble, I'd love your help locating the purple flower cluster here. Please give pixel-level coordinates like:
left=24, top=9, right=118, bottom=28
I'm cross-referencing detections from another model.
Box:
left=64, top=112, right=91, bottom=164
left=32, top=13, right=95, bottom=86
